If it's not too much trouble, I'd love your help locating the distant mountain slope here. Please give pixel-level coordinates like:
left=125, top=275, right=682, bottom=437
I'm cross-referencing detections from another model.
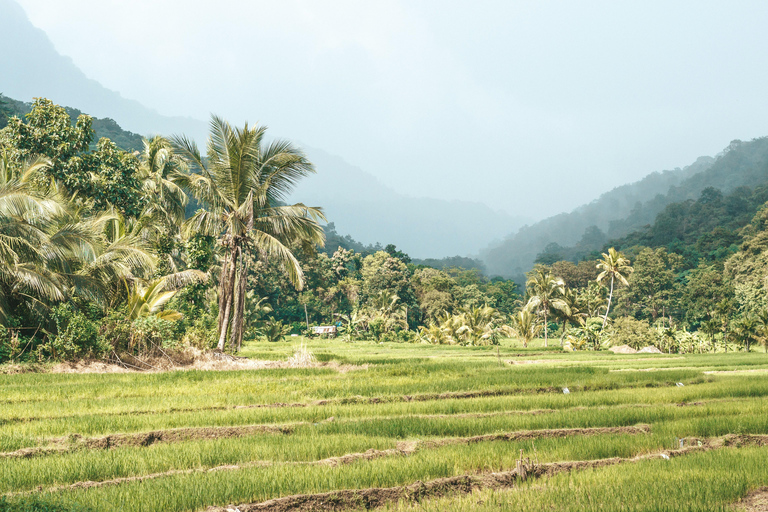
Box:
left=290, top=146, right=526, bottom=258
left=0, top=0, right=207, bottom=143
left=483, top=137, right=768, bottom=278
left=481, top=155, right=716, bottom=277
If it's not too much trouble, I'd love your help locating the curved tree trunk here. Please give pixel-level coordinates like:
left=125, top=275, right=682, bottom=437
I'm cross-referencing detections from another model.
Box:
left=602, top=275, right=614, bottom=330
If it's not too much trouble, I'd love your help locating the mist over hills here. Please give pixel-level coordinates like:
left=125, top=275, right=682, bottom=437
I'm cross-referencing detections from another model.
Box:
left=8, top=0, right=766, bottom=266
left=289, top=147, right=524, bottom=258
left=482, top=137, right=768, bottom=278
left=0, top=0, right=209, bottom=143
left=1, top=0, right=525, bottom=258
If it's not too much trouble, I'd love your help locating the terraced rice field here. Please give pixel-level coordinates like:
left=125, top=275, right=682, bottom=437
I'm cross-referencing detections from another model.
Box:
left=2, top=340, right=768, bottom=511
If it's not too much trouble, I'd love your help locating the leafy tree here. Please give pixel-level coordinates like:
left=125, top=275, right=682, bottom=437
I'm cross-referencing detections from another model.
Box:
left=173, top=117, right=325, bottom=351
left=596, top=248, right=632, bottom=329
left=680, top=263, right=734, bottom=327
left=525, top=267, right=568, bottom=347
left=1, top=98, right=144, bottom=216
left=733, top=314, right=759, bottom=352
left=623, top=247, right=680, bottom=322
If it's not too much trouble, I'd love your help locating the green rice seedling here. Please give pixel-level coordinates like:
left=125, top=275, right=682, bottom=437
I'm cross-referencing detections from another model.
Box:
left=9, top=433, right=692, bottom=512
left=0, top=432, right=395, bottom=493
left=371, top=446, right=768, bottom=512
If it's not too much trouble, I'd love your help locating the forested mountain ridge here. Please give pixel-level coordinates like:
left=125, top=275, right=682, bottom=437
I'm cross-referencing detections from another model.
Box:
left=483, top=137, right=768, bottom=279
left=0, top=94, right=144, bottom=152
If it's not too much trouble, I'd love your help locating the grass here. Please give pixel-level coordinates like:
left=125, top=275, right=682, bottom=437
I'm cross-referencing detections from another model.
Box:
left=371, top=447, right=768, bottom=512
left=1, top=338, right=767, bottom=511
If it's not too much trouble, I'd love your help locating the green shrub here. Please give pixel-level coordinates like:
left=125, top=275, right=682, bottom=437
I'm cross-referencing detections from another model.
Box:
left=0, top=325, right=10, bottom=363
left=98, top=310, right=133, bottom=353
left=48, top=304, right=109, bottom=360
left=607, top=316, right=656, bottom=349
left=259, top=317, right=291, bottom=342
left=130, top=316, right=178, bottom=352
left=182, top=316, right=217, bottom=350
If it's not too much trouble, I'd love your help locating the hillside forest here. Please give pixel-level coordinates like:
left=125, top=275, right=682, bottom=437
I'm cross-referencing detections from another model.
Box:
left=1, top=97, right=768, bottom=366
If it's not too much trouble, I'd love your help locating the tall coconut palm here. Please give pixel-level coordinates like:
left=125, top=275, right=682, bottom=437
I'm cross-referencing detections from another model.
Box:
left=525, top=268, right=569, bottom=347
left=172, top=117, right=325, bottom=351
left=596, top=248, right=632, bottom=329
left=555, top=286, right=586, bottom=345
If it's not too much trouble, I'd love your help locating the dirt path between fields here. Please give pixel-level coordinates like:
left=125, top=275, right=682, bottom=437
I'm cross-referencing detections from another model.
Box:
left=205, top=434, right=768, bottom=512
left=0, top=409, right=560, bottom=459
left=0, top=387, right=572, bottom=425
left=735, top=487, right=768, bottom=511
left=3, top=377, right=713, bottom=425
left=3, top=425, right=652, bottom=497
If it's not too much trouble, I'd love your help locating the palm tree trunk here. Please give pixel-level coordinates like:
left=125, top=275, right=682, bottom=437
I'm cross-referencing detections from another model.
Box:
left=217, top=246, right=238, bottom=351
left=602, top=275, right=614, bottom=330
left=217, top=249, right=232, bottom=337
left=543, top=310, right=548, bottom=347
left=231, top=252, right=248, bottom=352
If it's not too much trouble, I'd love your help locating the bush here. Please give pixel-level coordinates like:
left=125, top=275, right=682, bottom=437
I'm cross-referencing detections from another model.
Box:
left=379, top=330, right=418, bottom=343
left=182, top=315, right=217, bottom=350
left=47, top=304, right=109, bottom=360
left=98, top=310, right=133, bottom=353
left=259, top=317, right=291, bottom=342
left=608, top=317, right=656, bottom=349
left=0, top=325, right=10, bottom=363
left=131, top=316, right=178, bottom=352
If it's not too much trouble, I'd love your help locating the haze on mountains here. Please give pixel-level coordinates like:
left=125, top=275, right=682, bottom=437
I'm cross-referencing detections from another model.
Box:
left=4, top=0, right=768, bottom=264
left=0, top=0, right=525, bottom=258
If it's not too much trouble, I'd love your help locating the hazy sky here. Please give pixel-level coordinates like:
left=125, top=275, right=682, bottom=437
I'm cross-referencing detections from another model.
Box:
left=13, top=0, right=768, bottom=217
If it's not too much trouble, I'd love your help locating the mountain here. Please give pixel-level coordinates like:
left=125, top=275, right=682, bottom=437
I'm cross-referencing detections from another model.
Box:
left=483, top=137, right=768, bottom=279
left=290, top=146, right=525, bottom=258
left=481, top=155, right=715, bottom=278
left=1, top=0, right=526, bottom=259
left=0, top=0, right=207, bottom=143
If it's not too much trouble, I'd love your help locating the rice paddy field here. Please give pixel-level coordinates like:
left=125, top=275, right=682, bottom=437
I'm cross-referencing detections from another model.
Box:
left=2, top=339, right=768, bottom=512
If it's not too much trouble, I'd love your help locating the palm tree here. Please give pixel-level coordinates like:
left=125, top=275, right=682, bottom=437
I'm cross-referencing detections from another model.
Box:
left=525, top=268, right=569, bottom=347
left=126, top=269, right=207, bottom=321
left=556, top=286, right=586, bottom=345
left=454, top=305, right=508, bottom=346
left=596, top=248, right=632, bottom=329
left=172, top=117, right=325, bottom=351
left=510, top=308, right=542, bottom=348
left=137, top=136, right=189, bottom=231
left=0, top=153, right=157, bottom=325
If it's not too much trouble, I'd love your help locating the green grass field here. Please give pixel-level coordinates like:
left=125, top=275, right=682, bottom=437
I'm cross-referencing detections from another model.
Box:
left=2, top=338, right=767, bottom=512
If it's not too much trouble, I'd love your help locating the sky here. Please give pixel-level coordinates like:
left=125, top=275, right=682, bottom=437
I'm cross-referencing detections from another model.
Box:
left=12, top=0, right=768, bottom=218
